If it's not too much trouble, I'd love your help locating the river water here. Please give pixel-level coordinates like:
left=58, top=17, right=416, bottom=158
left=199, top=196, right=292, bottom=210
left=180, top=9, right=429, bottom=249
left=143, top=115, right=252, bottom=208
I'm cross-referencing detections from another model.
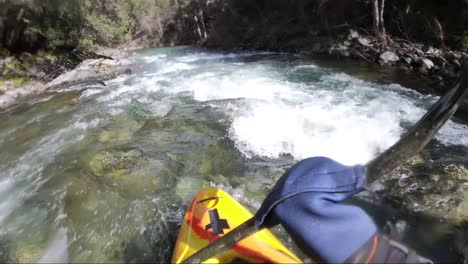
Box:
left=0, top=46, right=467, bottom=262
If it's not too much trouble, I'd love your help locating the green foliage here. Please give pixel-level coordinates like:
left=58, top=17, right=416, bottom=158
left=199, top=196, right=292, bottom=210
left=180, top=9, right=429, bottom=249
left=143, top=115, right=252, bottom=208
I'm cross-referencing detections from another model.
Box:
left=0, top=0, right=175, bottom=52
left=463, top=35, right=468, bottom=49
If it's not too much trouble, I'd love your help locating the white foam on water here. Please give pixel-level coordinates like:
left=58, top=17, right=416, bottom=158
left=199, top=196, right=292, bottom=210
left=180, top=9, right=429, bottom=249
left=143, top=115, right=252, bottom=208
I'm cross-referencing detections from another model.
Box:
left=80, top=88, right=105, bottom=98
left=140, top=54, right=167, bottom=63
left=176, top=51, right=277, bottom=63
left=68, top=50, right=468, bottom=165
left=119, top=52, right=468, bottom=164
left=161, top=65, right=427, bottom=164
left=87, top=50, right=468, bottom=165
left=0, top=178, right=14, bottom=194
left=97, top=85, right=135, bottom=102
left=294, top=64, right=318, bottom=69
left=157, top=62, right=196, bottom=74
left=181, top=76, right=292, bottom=101
left=438, top=121, right=468, bottom=146
left=228, top=97, right=404, bottom=165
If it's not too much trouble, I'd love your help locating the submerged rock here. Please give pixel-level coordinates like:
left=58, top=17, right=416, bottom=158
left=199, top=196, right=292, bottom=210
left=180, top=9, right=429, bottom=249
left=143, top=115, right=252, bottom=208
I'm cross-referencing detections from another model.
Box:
left=0, top=238, right=18, bottom=263
left=175, top=177, right=208, bottom=203
left=15, top=244, right=43, bottom=263
left=379, top=160, right=468, bottom=258
left=87, top=149, right=143, bottom=177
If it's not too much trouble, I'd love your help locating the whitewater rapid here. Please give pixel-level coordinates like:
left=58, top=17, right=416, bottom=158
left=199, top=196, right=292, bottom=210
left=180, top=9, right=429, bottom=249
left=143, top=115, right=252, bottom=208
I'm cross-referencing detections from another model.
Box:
left=1, top=46, right=467, bottom=262
left=122, top=49, right=468, bottom=165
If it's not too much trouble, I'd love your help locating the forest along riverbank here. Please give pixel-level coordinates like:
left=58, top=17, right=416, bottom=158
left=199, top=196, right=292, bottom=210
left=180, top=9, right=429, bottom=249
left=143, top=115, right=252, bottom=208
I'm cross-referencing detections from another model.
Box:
left=0, top=47, right=467, bottom=262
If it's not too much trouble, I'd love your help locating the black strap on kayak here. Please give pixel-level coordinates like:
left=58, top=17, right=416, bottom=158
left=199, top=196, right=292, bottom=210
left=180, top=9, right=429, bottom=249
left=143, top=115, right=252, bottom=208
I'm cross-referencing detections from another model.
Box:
left=205, top=209, right=230, bottom=235
left=181, top=61, right=468, bottom=264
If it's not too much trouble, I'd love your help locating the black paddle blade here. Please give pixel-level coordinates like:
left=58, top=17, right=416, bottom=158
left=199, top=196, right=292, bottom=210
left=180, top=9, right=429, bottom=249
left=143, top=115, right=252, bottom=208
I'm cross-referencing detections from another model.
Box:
left=366, top=61, right=468, bottom=183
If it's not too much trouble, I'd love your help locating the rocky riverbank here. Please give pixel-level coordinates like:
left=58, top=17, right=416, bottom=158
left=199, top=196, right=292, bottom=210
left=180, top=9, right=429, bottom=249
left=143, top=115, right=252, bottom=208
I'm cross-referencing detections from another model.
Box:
left=303, top=29, right=467, bottom=94
left=0, top=48, right=133, bottom=110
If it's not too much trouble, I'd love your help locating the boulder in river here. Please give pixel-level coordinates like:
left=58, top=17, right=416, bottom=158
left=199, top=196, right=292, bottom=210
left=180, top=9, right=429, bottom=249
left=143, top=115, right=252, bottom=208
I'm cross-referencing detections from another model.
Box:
left=46, top=58, right=132, bottom=88
left=420, top=58, right=435, bottom=70
left=329, top=44, right=350, bottom=57
left=379, top=51, right=399, bottom=62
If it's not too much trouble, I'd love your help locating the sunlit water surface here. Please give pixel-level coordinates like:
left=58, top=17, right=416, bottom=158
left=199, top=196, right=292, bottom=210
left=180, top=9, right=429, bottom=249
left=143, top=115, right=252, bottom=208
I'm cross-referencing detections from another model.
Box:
left=0, top=47, right=467, bottom=262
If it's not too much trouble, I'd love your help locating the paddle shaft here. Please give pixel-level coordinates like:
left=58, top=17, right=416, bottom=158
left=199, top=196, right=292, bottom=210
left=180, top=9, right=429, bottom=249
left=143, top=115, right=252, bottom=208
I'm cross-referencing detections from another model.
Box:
left=182, top=62, right=468, bottom=263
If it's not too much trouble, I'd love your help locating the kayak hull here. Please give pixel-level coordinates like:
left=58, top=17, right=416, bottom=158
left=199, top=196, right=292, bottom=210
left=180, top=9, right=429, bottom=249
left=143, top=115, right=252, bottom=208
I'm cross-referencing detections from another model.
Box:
left=172, top=186, right=301, bottom=263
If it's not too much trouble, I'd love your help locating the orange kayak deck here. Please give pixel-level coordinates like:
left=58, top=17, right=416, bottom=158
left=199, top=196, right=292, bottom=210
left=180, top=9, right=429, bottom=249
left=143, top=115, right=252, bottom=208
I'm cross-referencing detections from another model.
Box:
left=172, top=186, right=302, bottom=263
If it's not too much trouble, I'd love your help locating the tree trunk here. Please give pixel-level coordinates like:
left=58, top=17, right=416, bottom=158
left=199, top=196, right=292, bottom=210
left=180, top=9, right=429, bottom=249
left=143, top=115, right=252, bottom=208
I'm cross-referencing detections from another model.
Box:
left=372, top=0, right=379, bottom=37
left=371, top=0, right=386, bottom=48
left=194, top=15, right=203, bottom=40
left=379, top=0, right=387, bottom=47
left=6, top=8, right=25, bottom=49
left=434, top=18, right=445, bottom=49
left=199, top=9, right=208, bottom=39
left=379, top=0, right=385, bottom=35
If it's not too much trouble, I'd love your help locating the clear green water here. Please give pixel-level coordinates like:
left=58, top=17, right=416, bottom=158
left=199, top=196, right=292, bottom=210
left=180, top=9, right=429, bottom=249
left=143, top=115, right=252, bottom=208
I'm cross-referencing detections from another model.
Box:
left=0, top=46, right=466, bottom=262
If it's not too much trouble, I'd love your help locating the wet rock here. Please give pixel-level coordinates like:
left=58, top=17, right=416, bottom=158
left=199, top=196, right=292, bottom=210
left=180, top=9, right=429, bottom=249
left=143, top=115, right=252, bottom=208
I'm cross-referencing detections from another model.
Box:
left=357, top=37, right=371, bottom=47
left=329, top=44, right=350, bottom=57
left=452, top=59, right=462, bottom=69
left=462, top=53, right=468, bottom=60
left=402, top=56, right=412, bottom=65
left=425, top=47, right=443, bottom=57
left=95, top=47, right=128, bottom=60
left=446, top=51, right=462, bottom=61
left=348, top=29, right=360, bottom=40
left=414, top=48, right=424, bottom=56
left=46, top=57, right=132, bottom=88
left=428, top=55, right=447, bottom=67
left=379, top=51, right=399, bottom=63
left=420, top=58, right=434, bottom=69
left=199, top=142, right=245, bottom=177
